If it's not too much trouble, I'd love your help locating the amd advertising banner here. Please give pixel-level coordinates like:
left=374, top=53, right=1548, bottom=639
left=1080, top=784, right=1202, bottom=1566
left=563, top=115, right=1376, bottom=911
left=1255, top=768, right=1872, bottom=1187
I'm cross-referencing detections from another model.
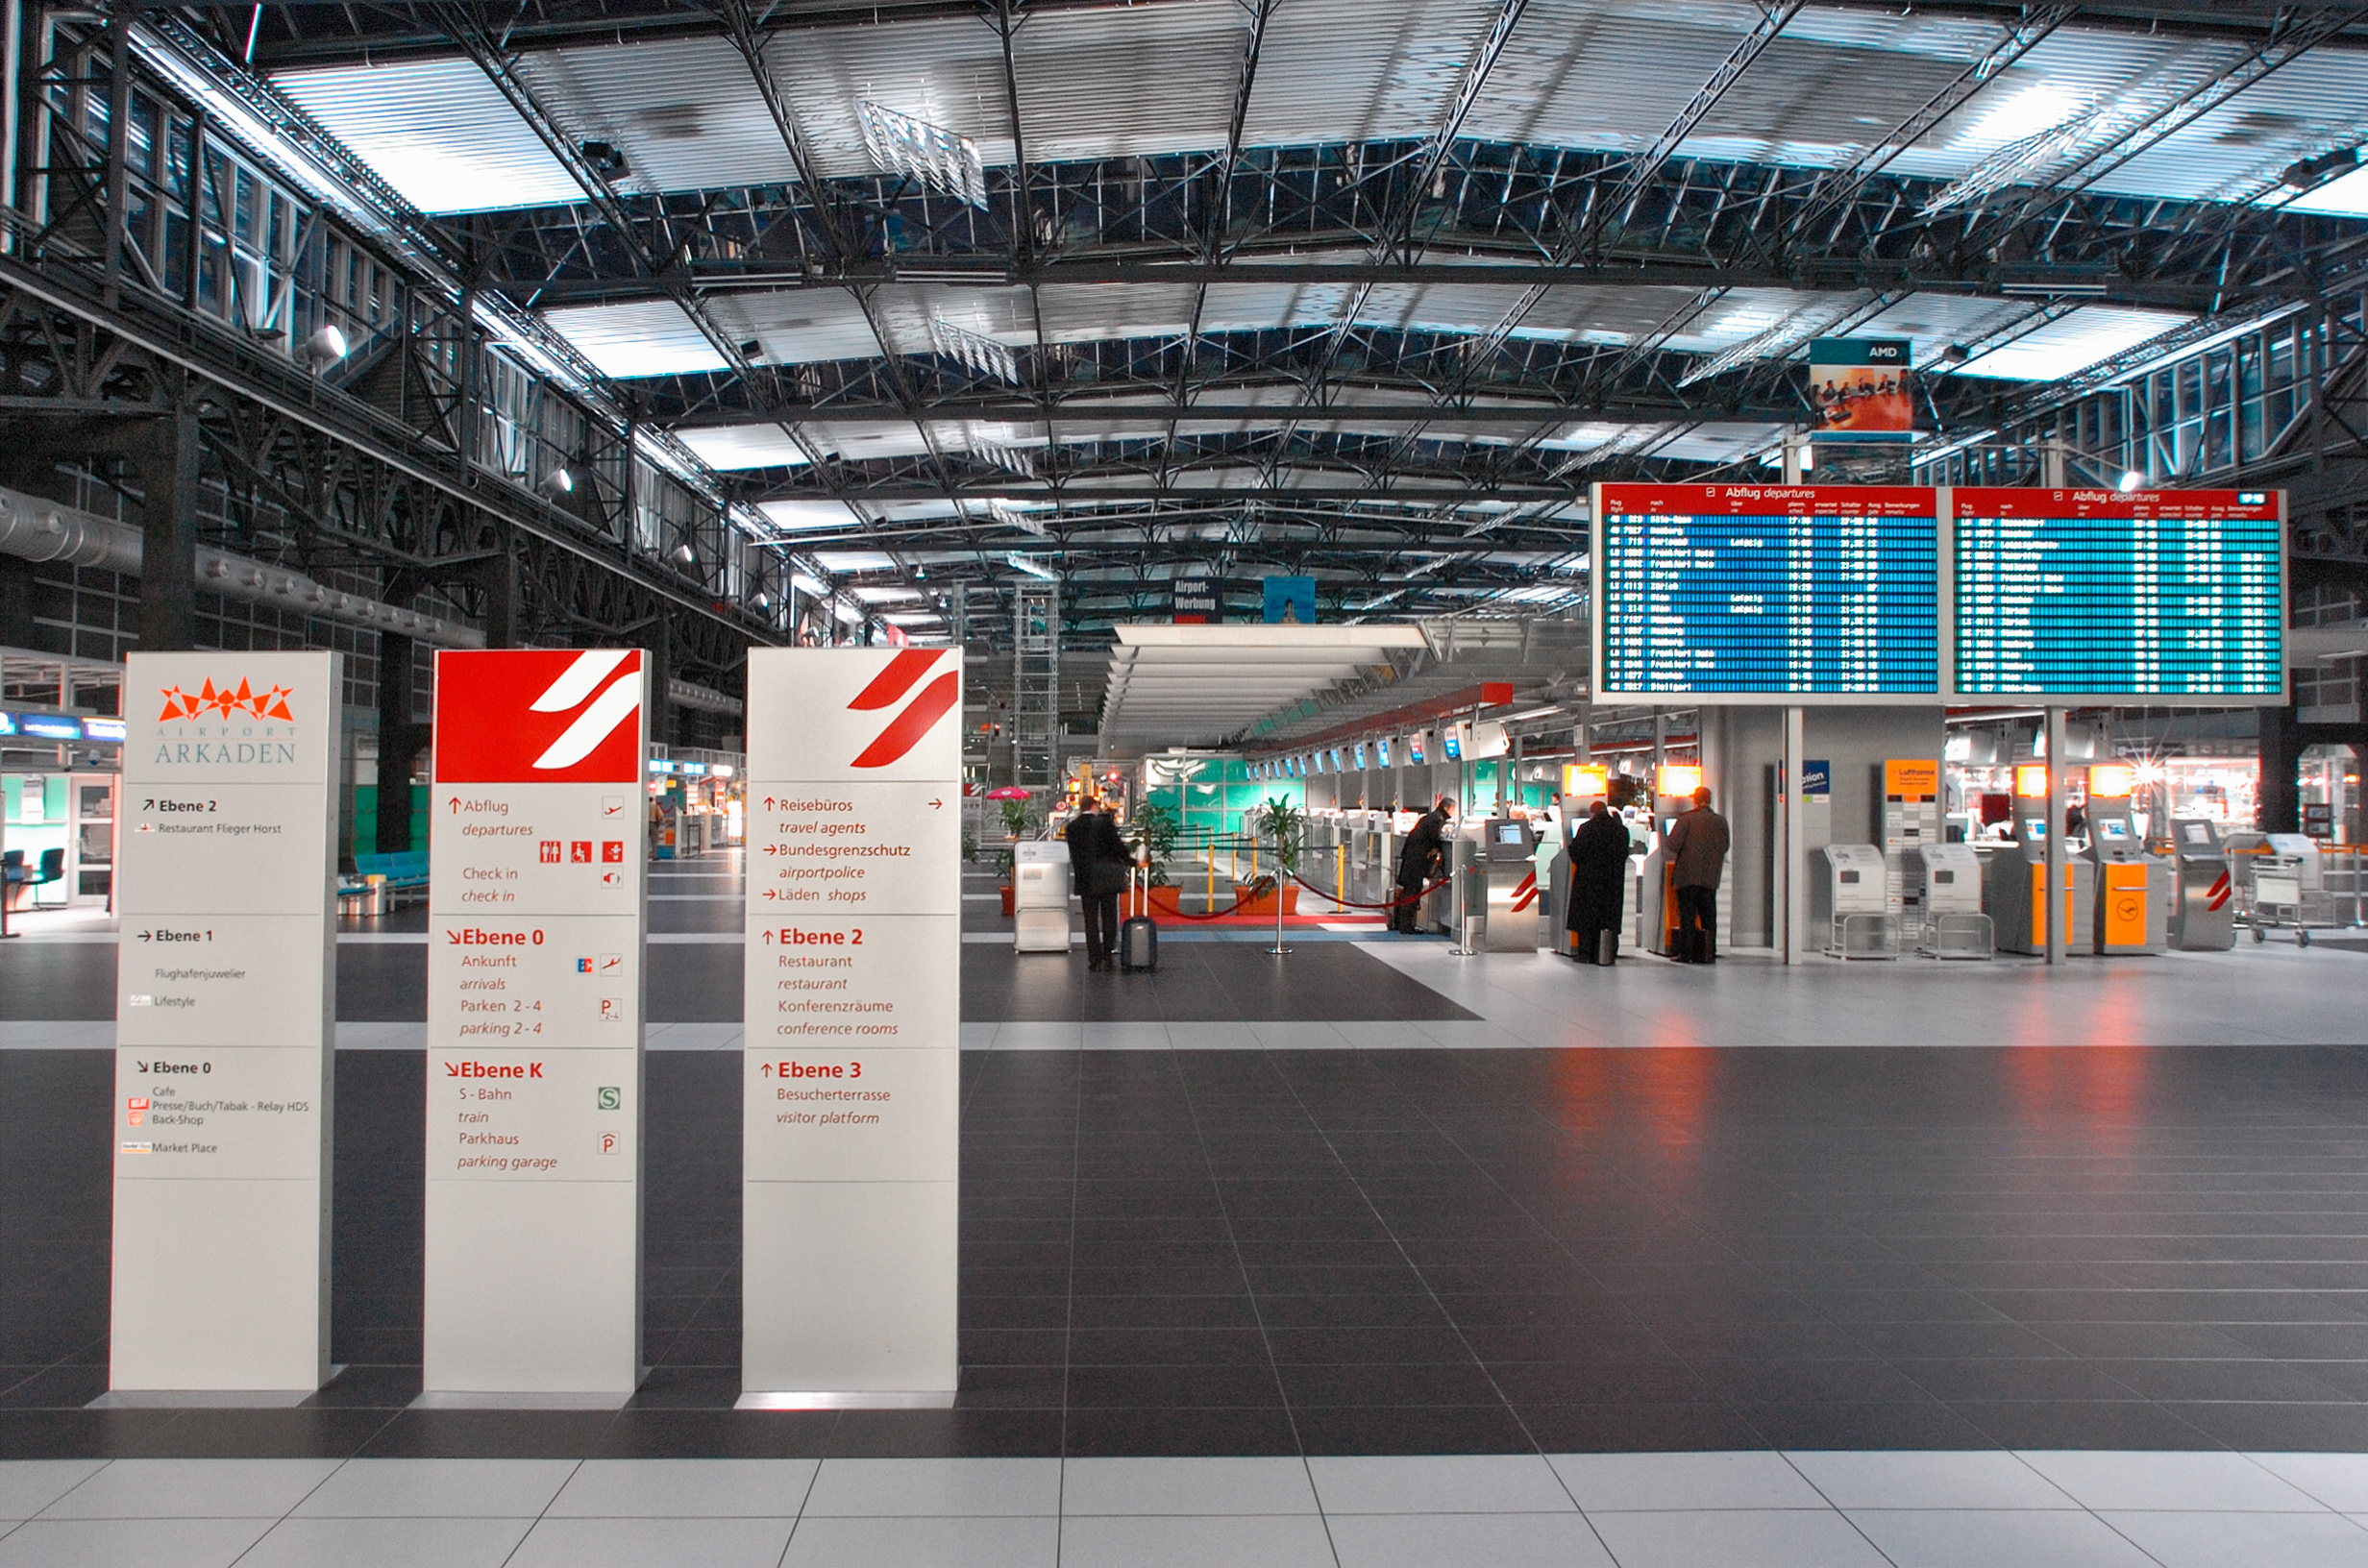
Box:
left=422, top=649, right=648, bottom=1402
left=111, top=650, right=341, bottom=1400
left=742, top=648, right=961, bottom=1406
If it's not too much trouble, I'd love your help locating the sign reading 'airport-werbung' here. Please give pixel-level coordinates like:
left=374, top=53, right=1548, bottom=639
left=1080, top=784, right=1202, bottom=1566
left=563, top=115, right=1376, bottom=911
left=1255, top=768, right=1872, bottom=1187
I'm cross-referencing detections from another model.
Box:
left=424, top=649, right=649, bottom=1400
left=741, top=647, right=963, bottom=1407
left=112, top=650, right=342, bottom=1400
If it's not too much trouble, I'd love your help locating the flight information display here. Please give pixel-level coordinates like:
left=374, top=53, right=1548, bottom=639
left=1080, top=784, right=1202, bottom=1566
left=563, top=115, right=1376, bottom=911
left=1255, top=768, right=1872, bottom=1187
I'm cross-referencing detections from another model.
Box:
left=1595, top=484, right=1939, bottom=700
left=1952, top=488, right=2283, bottom=699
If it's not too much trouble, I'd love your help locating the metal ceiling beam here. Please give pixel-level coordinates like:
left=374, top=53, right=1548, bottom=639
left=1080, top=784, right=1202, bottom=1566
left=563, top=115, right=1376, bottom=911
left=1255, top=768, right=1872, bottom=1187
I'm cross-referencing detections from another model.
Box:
left=243, top=0, right=2368, bottom=70
left=491, top=258, right=2228, bottom=310
left=672, top=402, right=1763, bottom=426
left=1388, top=0, right=1529, bottom=262
left=1577, top=0, right=1804, bottom=257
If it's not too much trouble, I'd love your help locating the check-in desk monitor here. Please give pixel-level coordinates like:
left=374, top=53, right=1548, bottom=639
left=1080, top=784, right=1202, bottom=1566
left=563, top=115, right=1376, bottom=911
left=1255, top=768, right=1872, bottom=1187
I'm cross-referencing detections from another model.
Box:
left=1813, top=844, right=1899, bottom=958
left=1012, top=840, right=1072, bottom=954
left=2168, top=819, right=2237, bottom=950
left=1478, top=819, right=1541, bottom=952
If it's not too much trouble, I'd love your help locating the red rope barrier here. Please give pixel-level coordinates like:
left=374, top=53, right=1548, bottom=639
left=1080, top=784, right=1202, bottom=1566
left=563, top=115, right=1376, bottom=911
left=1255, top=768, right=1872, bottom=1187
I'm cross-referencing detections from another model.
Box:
left=1281, top=870, right=1455, bottom=912
left=1134, top=870, right=1452, bottom=920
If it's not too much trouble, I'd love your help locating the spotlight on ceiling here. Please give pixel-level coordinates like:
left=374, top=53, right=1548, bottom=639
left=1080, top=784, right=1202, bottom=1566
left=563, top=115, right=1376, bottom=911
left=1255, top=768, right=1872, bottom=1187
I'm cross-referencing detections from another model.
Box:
left=2282, top=146, right=2362, bottom=191
left=301, top=323, right=349, bottom=370
left=2117, top=470, right=2145, bottom=493
left=672, top=543, right=697, bottom=566
left=537, top=466, right=574, bottom=499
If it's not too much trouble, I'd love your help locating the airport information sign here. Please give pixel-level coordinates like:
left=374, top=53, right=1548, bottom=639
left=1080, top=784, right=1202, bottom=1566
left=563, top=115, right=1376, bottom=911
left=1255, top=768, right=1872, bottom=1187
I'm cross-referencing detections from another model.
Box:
left=1594, top=484, right=1939, bottom=701
left=1951, top=488, right=2285, bottom=700
left=742, top=647, right=962, bottom=1407
left=111, top=651, right=341, bottom=1398
left=424, top=648, right=649, bottom=1400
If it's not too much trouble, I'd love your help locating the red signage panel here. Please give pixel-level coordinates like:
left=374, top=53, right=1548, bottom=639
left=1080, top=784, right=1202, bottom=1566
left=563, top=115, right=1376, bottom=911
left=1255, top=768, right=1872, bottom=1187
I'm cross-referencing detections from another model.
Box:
left=432, top=649, right=646, bottom=785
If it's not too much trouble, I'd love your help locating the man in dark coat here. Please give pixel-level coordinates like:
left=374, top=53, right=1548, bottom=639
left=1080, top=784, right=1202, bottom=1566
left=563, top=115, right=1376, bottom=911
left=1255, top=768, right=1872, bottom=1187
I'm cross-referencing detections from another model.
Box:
left=1392, top=796, right=1454, bottom=934
left=1662, top=785, right=1731, bottom=964
left=1564, top=799, right=1631, bottom=964
left=1066, top=798, right=1129, bottom=969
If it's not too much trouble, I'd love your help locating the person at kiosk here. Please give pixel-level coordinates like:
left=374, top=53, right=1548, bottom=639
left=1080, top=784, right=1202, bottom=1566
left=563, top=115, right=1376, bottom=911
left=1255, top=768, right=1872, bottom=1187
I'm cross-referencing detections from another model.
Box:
left=1565, top=799, right=1631, bottom=965
left=1663, top=786, right=1730, bottom=965
left=1392, top=796, right=1453, bottom=934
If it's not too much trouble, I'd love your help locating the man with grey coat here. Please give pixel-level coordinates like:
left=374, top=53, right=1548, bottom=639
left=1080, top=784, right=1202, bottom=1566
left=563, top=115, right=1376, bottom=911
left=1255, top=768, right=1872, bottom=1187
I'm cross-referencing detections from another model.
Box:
left=1661, top=786, right=1730, bottom=964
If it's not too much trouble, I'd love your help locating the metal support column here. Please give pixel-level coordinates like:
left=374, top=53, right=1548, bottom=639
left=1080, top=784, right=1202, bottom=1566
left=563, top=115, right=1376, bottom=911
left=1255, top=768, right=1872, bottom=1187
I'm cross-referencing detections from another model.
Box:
left=376, top=629, right=426, bottom=856
left=2044, top=705, right=2066, bottom=966
left=1783, top=704, right=1804, bottom=965
left=137, top=409, right=201, bottom=653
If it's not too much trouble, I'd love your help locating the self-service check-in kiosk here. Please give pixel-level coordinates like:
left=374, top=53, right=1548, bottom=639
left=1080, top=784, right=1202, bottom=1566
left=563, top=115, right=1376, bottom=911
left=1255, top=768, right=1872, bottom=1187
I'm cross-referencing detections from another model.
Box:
left=2083, top=816, right=2167, bottom=954
left=1477, top=818, right=1542, bottom=951
left=1418, top=825, right=1468, bottom=936
left=1912, top=843, right=1992, bottom=958
left=2081, top=772, right=2168, bottom=955
left=1813, top=844, right=1899, bottom=958
left=1012, top=839, right=1072, bottom=953
left=2168, top=818, right=2236, bottom=950
left=1987, top=811, right=2095, bottom=956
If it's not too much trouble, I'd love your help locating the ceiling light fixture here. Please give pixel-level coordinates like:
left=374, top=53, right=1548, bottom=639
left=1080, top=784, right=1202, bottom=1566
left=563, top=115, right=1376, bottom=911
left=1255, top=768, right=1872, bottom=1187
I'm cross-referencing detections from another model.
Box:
left=537, top=466, right=574, bottom=499
left=301, top=322, right=348, bottom=370
left=858, top=100, right=986, bottom=208
left=1006, top=552, right=1058, bottom=580
left=930, top=318, right=1020, bottom=384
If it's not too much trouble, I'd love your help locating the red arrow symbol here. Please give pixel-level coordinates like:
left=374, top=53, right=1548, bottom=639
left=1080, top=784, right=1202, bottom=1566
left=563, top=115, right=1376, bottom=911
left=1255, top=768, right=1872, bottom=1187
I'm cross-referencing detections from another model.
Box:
left=929, top=797, right=943, bottom=809
left=763, top=796, right=776, bottom=810
left=449, top=796, right=460, bottom=813
left=761, top=929, right=775, bottom=943
left=760, top=1062, right=773, bottom=1075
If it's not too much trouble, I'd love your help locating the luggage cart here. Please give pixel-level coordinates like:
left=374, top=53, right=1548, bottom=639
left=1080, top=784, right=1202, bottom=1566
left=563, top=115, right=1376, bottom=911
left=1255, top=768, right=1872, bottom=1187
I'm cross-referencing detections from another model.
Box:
left=2240, top=852, right=2339, bottom=947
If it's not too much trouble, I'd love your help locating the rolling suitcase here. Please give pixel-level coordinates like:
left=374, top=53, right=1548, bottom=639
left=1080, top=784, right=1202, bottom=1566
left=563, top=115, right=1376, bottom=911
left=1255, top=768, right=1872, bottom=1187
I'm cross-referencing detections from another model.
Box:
left=1119, top=865, right=1158, bottom=972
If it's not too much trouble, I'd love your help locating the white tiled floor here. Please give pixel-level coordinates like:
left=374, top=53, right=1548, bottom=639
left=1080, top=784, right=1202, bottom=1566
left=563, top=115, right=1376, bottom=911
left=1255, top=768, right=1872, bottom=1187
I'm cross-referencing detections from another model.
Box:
left=13, top=1452, right=2368, bottom=1567
left=949, top=936, right=2368, bottom=1052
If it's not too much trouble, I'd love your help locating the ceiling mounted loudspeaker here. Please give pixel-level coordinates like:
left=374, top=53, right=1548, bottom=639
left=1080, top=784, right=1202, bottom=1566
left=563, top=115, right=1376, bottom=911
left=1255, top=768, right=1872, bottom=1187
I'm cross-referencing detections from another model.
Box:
left=301, top=323, right=348, bottom=370
left=1940, top=343, right=1971, bottom=367
left=580, top=139, right=628, bottom=178
left=538, top=466, right=574, bottom=499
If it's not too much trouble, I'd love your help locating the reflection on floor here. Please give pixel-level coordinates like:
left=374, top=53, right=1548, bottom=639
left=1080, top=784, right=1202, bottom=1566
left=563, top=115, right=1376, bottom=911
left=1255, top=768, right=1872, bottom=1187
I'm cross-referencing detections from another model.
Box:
left=13, top=1045, right=2368, bottom=1463
left=11, top=1450, right=2368, bottom=1567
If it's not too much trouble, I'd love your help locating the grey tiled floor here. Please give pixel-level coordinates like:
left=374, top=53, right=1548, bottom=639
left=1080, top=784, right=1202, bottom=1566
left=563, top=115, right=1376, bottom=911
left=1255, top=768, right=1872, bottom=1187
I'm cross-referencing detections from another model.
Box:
left=11, top=1452, right=2368, bottom=1566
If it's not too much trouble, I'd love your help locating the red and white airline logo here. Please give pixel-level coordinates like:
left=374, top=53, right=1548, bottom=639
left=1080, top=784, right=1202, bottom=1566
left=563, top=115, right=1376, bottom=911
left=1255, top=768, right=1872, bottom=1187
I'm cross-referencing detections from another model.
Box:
left=848, top=649, right=962, bottom=770
left=433, top=649, right=645, bottom=785
left=747, top=648, right=962, bottom=781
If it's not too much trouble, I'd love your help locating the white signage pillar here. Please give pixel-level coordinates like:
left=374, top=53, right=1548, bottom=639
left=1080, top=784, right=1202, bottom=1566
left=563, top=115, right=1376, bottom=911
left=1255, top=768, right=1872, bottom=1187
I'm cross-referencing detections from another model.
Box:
left=741, top=648, right=962, bottom=1407
left=421, top=649, right=649, bottom=1403
left=110, top=651, right=341, bottom=1401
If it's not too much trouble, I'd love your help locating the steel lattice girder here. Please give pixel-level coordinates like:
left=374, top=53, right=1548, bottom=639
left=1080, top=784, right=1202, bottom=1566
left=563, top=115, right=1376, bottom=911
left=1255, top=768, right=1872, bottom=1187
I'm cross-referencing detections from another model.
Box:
left=453, top=143, right=2358, bottom=318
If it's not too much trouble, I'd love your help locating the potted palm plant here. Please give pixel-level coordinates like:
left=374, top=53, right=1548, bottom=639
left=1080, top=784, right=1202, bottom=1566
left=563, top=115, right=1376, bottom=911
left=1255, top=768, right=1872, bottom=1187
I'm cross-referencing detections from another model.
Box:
left=1251, top=796, right=1303, bottom=956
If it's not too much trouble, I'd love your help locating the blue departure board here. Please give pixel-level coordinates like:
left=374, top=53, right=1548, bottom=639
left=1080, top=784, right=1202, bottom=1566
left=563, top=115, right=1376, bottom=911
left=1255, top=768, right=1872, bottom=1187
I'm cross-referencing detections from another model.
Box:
left=1595, top=484, right=1939, bottom=700
left=1952, top=489, right=2283, bottom=699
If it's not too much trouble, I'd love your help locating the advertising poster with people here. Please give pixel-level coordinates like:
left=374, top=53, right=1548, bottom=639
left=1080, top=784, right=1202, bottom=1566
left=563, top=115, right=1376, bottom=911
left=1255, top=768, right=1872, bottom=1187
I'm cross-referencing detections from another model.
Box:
left=1809, top=337, right=1915, bottom=442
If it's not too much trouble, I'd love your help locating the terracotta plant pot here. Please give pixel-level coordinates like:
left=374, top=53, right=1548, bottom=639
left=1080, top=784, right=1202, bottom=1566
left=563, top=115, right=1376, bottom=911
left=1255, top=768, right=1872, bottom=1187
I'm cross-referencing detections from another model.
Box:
left=999, top=885, right=1016, bottom=917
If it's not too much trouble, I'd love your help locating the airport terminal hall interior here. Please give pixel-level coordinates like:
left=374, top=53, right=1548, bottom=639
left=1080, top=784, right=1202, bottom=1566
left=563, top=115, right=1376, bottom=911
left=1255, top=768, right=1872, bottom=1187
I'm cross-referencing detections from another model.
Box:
left=16, top=3, right=2368, bottom=1566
